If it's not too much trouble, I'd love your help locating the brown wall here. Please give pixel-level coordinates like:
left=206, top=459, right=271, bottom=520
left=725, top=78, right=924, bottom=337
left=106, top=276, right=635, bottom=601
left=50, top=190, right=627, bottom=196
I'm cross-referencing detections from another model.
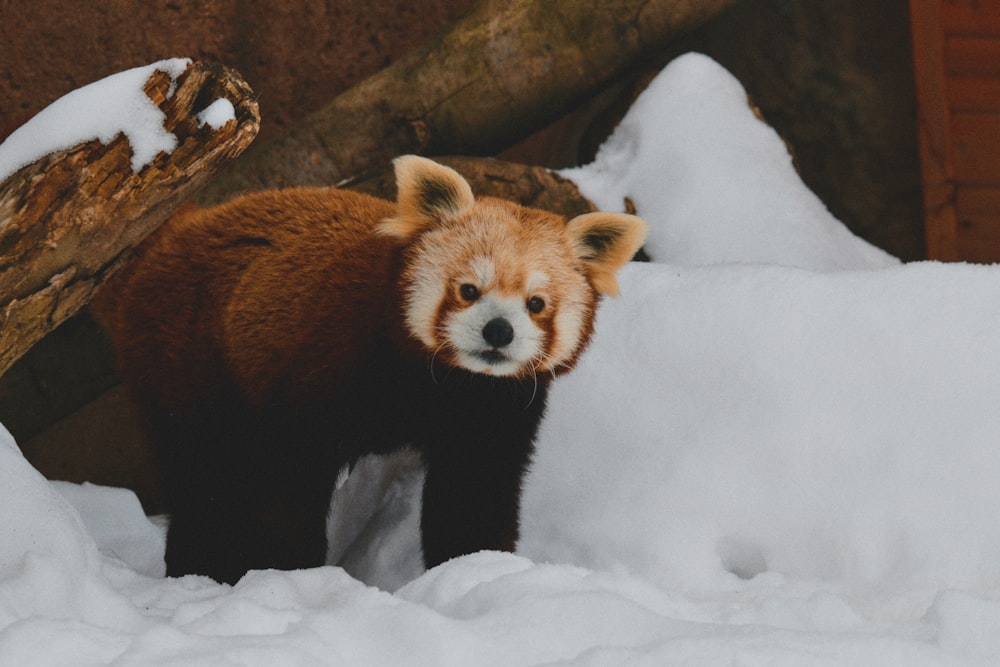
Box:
left=911, top=0, right=1000, bottom=262
left=0, top=0, right=474, bottom=143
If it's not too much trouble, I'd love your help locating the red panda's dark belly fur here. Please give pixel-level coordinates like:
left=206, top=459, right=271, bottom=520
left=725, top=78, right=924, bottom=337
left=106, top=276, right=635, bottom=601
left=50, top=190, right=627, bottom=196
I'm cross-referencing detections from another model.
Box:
left=95, top=187, right=548, bottom=585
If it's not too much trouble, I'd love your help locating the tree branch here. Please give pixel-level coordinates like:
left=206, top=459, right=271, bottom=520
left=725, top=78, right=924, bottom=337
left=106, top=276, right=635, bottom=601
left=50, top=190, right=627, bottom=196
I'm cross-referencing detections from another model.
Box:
left=0, top=61, right=260, bottom=377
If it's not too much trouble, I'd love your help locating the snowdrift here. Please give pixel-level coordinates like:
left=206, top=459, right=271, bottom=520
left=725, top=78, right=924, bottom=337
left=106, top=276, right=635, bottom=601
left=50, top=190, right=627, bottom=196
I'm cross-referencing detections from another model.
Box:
left=3, top=53, right=1000, bottom=665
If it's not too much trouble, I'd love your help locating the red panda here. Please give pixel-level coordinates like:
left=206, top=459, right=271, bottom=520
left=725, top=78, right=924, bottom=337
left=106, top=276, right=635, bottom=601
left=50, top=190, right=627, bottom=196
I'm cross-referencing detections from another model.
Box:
left=94, top=156, right=647, bottom=584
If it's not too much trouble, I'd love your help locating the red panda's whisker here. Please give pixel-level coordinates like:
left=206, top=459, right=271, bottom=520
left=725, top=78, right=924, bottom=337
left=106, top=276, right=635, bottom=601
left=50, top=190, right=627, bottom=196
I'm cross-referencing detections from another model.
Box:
left=427, top=344, right=446, bottom=384
left=525, top=366, right=539, bottom=410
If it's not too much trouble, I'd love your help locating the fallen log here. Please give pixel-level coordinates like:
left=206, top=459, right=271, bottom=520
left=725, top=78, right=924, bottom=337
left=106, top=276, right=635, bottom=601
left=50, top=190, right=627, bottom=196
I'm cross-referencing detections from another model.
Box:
left=199, top=0, right=741, bottom=203
left=0, top=60, right=260, bottom=377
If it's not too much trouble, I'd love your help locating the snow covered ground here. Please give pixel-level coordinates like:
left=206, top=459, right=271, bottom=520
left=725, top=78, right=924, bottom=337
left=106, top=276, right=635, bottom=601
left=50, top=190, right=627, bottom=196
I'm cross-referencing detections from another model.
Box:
left=4, top=53, right=1000, bottom=665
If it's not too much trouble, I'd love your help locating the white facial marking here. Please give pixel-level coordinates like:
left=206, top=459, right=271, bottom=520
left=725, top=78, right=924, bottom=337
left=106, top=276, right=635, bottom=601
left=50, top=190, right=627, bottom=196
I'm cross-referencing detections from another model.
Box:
left=548, top=300, right=586, bottom=369
left=469, top=256, right=496, bottom=289
left=406, top=268, right=446, bottom=347
left=445, top=293, right=544, bottom=376
left=526, top=271, right=549, bottom=295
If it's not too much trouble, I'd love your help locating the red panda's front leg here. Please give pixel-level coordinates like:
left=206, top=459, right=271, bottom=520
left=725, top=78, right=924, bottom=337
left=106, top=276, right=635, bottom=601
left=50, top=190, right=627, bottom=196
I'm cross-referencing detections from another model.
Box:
left=417, top=377, right=548, bottom=569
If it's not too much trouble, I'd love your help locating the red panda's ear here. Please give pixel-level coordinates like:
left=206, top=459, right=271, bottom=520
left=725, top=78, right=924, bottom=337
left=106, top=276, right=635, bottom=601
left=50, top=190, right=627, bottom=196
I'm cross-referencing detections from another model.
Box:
left=566, top=212, right=648, bottom=296
left=376, top=155, right=475, bottom=242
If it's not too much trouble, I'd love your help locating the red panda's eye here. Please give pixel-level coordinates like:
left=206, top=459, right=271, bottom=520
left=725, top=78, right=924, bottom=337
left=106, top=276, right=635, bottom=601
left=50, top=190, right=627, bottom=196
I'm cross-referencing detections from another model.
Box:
left=527, top=296, right=545, bottom=314
left=460, top=284, right=480, bottom=302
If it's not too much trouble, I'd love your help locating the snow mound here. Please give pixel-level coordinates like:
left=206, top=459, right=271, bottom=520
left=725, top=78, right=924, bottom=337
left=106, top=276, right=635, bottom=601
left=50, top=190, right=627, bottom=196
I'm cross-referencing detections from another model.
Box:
left=563, top=52, right=898, bottom=271
left=522, top=260, right=1000, bottom=604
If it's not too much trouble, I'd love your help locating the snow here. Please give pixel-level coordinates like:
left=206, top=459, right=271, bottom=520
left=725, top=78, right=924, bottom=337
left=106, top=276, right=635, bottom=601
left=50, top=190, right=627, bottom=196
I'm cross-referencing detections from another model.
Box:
left=196, top=98, right=236, bottom=130
left=3, top=52, right=1000, bottom=665
left=0, top=58, right=190, bottom=182
left=562, top=53, right=899, bottom=272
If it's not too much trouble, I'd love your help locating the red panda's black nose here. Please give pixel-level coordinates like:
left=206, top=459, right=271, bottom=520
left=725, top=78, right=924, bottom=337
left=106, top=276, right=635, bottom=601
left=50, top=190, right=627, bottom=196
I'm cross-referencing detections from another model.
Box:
left=482, top=318, right=514, bottom=348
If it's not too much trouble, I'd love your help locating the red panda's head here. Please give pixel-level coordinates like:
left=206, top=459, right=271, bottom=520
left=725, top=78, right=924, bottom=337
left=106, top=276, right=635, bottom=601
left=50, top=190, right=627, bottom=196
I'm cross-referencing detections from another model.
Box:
left=377, top=156, right=647, bottom=379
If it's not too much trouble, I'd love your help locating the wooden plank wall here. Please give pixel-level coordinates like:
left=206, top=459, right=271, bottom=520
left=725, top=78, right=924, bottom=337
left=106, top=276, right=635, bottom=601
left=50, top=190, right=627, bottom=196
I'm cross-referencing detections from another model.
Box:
left=911, top=0, right=1000, bottom=262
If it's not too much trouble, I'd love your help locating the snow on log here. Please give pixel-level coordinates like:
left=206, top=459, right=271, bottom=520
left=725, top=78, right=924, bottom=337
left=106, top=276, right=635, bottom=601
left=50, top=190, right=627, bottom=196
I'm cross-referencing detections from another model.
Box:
left=0, top=60, right=260, bottom=377
left=198, top=0, right=741, bottom=203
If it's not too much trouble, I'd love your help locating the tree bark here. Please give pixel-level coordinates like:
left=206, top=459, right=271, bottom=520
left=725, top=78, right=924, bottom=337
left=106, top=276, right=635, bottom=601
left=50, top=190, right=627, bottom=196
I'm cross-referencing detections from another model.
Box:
left=198, top=0, right=741, bottom=203
left=0, top=61, right=260, bottom=377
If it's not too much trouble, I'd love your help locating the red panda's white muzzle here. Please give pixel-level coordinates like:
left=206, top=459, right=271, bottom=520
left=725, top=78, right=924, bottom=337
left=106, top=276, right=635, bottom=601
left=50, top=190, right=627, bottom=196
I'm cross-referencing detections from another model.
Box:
left=445, top=293, right=544, bottom=377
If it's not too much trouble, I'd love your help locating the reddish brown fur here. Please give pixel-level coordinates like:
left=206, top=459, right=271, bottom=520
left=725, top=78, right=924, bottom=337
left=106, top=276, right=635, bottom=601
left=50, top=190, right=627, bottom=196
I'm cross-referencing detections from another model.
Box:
left=98, top=188, right=407, bottom=409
